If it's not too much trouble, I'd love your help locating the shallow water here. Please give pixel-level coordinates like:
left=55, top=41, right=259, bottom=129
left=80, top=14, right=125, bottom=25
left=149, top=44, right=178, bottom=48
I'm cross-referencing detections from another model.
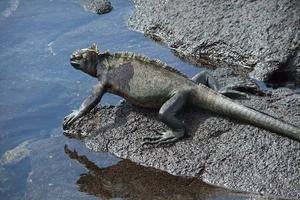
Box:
left=0, top=0, right=259, bottom=199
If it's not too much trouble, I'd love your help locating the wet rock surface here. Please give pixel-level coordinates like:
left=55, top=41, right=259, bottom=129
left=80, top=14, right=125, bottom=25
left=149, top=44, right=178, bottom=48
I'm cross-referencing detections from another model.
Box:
left=128, top=0, right=300, bottom=85
left=67, top=75, right=300, bottom=199
left=79, top=0, right=112, bottom=14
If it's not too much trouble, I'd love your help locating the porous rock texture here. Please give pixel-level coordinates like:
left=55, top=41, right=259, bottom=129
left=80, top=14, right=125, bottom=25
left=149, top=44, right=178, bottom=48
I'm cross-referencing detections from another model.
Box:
left=67, top=70, right=300, bottom=199
left=128, top=0, right=300, bottom=84
left=79, top=0, right=112, bottom=14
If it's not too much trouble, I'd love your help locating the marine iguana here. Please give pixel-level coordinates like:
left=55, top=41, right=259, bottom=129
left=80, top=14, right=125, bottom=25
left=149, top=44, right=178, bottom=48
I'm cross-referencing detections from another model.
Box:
left=63, top=44, right=300, bottom=145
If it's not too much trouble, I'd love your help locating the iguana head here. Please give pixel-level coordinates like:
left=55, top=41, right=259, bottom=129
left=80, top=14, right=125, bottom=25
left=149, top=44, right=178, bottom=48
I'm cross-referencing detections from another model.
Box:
left=70, top=43, right=99, bottom=77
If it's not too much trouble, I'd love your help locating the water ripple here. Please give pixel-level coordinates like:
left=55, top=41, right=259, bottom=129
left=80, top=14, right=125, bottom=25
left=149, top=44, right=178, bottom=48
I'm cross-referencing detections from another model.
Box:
left=1, top=0, right=19, bottom=19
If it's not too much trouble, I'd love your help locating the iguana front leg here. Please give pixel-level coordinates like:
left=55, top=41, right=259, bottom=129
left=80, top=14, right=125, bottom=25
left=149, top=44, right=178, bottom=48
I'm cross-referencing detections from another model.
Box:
left=63, top=83, right=105, bottom=129
left=142, top=91, right=188, bottom=145
left=192, top=71, right=248, bottom=98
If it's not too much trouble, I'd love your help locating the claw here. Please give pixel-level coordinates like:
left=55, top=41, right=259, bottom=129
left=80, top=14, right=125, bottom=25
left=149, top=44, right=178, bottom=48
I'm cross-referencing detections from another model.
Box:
left=63, top=110, right=80, bottom=130
left=157, top=137, right=178, bottom=145
left=219, top=89, right=249, bottom=99
left=142, top=130, right=183, bottom=146
left=142, top=136, right=163, bottom=141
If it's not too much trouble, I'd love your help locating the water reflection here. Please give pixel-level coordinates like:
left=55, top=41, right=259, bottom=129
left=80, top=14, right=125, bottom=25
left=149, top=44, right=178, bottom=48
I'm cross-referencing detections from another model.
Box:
left=64, top=145, right=249, bottom=200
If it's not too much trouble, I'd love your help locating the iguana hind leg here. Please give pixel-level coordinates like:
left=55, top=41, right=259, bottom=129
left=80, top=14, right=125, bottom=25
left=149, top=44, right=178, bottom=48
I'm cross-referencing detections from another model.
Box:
left=142, top=91, right=188, bottom=145
left=191, top=71, right=248, bottom=98
left=192, top=71, right=219, bottom=90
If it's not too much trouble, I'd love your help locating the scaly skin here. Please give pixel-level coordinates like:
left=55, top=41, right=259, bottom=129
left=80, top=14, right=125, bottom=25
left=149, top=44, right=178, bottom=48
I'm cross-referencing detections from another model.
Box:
left=63, top=44, right=300, bottom=145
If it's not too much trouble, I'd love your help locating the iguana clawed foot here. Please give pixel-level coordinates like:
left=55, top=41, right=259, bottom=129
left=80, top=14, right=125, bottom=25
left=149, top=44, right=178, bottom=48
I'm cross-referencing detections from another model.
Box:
left=191, top=71, right=264, bottom=99
left=142, top=130, right=184, bottom=145
left=218, top=81, right=250, bottom=99
left=63, top=110, right=81, bottom=130
left=218, top=79, right=264, bottom=98
left=219, top=89, right=248, bottom=99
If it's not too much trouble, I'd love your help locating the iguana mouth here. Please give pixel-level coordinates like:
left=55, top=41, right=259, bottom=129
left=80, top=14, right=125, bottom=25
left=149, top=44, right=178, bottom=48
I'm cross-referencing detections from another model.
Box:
left=70, top=60, right=80, bottom=68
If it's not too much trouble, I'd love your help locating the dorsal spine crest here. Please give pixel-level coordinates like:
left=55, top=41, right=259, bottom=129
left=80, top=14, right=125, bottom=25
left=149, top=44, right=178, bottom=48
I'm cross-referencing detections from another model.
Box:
left=105, top=51, right=188, bottom=78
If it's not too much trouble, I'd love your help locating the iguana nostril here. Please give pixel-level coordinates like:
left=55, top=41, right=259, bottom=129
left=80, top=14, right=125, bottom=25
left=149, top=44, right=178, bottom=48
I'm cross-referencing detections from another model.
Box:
left=70, top=54, right=76, bottom=59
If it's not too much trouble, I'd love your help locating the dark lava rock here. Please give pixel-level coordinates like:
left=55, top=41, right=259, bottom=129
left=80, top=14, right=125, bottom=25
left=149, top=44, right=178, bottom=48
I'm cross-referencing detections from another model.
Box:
left=79, top=0, right=112, bottom=15
left=128, top=0, right=300, bottom=85
left=66, top=86, right=300, bottom=199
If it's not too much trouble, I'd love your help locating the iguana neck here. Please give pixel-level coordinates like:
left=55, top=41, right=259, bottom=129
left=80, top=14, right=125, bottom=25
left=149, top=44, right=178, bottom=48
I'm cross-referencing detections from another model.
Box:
left=97, top=52, right=112, bottom=68
left=96, top=52, right=112, bottom=79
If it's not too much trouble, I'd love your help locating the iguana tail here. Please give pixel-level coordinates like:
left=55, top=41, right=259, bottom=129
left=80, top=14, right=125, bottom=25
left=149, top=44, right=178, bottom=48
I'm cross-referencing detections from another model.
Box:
left=193, top=86, right=300, bottom=142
